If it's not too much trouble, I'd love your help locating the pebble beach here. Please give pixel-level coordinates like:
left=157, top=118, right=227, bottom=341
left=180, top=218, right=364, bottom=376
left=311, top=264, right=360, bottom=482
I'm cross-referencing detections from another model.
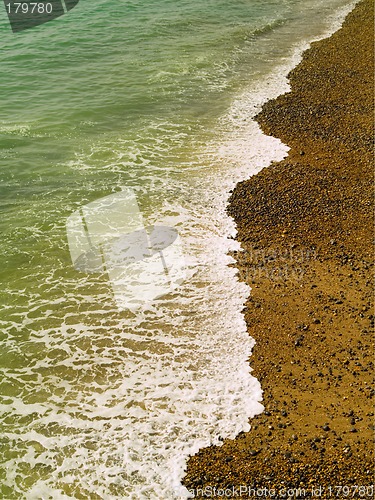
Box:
left=183, top=0, right=374, bottom=497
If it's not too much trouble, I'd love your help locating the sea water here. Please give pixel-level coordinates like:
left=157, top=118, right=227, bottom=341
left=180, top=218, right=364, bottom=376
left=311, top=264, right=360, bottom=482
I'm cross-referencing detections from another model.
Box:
left=0, top=0, right=355, bottom=497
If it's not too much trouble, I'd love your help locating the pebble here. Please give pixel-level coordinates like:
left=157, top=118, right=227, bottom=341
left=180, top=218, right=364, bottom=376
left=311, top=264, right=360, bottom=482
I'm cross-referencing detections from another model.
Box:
left=182, top=1, right=374, bottom=493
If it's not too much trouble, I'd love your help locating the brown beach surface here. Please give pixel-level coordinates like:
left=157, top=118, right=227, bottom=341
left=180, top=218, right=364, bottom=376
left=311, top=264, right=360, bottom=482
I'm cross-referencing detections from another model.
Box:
left=183, top=0, right=374, bottom=497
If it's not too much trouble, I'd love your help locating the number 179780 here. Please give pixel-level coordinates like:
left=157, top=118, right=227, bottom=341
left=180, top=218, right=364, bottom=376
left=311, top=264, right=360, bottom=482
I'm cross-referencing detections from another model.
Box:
left=6, top=2, right=53, bottom=14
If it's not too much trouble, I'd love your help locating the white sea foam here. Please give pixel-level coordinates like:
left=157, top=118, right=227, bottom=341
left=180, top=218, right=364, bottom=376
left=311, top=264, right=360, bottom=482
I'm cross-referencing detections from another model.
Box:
left=0, top=131, right=264, bottom=497
left=0, top=267, right=263, bottom=498
left=0, top=2, right=357, bottom=498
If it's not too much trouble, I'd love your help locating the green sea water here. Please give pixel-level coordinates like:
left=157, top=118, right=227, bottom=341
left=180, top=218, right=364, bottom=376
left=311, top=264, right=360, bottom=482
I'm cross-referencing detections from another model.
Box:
left=0, top=0, right=355, bottom=498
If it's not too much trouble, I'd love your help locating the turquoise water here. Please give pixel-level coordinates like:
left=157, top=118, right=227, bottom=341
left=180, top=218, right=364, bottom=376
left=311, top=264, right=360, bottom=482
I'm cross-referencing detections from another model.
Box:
left=0, top=0, right=355, bottom=498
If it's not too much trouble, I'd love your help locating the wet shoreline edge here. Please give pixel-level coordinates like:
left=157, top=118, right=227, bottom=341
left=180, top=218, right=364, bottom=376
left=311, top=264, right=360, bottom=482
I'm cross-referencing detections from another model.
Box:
left=183, top=0, right=374, bottom=496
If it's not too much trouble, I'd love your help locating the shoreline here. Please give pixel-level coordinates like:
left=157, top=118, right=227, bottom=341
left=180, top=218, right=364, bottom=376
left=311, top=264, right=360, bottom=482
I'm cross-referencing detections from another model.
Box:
left=183, top=0, right=374, bottom=496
